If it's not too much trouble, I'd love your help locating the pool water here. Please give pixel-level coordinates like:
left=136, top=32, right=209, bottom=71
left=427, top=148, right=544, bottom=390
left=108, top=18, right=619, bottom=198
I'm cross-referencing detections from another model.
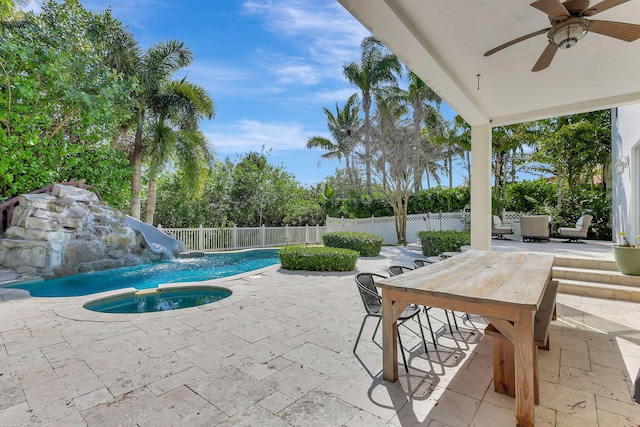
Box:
left=7, top=249, right=279, bottom=297
left=83, top=286, right=233, bottom=314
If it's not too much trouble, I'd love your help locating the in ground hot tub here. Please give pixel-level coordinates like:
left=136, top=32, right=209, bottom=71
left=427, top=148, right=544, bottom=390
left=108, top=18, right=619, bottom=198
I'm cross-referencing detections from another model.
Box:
left=83, top=286, right=232, bottom=314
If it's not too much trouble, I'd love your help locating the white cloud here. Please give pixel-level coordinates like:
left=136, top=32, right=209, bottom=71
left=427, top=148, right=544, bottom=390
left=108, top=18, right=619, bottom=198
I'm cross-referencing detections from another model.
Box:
left=311, top=87, right=359, bottom=103
left=265, top=58, right=320, bottom=85
left=203, top=119, right=327, bottom=154
left=243, top=0, right=365, bottom=41
left=182, top=62, right=254, bottom=96
left=243, top=0, right=369, bottom=81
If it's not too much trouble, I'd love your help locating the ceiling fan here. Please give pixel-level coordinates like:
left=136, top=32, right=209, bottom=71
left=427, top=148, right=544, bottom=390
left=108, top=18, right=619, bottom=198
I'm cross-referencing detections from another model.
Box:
left=484, top=0, right=640, bottom=71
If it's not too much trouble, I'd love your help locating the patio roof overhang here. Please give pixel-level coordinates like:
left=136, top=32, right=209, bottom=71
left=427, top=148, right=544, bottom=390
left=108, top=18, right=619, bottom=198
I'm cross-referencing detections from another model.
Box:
left=338, top=0, right=640, bottom=249
left=337, top=0, right=640, bottom=127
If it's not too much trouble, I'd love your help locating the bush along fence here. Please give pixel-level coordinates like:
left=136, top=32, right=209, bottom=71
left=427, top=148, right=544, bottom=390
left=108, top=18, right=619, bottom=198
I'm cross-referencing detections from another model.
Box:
left=162, top=210, right=587, bottom=252
left=159, top=224, right=326, bottom=252
left=326, top=212, right=469, bottom=245
left=326, top=211, right=594, bottom=245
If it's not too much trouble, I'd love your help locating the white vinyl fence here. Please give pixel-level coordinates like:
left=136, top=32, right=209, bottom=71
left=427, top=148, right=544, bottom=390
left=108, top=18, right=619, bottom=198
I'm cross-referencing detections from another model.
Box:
left=159, top=224, right=326, bottom=252
left=162, top=211, right=523, bottom=251
left=326, top=212, right=470, bottom=245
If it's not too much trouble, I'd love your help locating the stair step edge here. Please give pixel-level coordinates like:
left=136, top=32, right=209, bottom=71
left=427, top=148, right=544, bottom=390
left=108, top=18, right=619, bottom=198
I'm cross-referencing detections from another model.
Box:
left=553, top=267, right=640, bottom=287
left=557, top=279, right=640, bottom=302
left=553, top=257, right=618, bottom=271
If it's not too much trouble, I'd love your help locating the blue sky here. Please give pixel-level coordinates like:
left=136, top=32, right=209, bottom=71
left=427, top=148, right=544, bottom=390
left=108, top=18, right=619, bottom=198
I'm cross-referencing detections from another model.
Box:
left=68, top=1, right=459, bottom=186
left=81, top=0, right=372, bottom=186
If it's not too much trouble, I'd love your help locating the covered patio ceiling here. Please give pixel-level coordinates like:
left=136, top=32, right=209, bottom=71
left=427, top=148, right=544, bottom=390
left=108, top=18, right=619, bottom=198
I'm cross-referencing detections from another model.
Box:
left=338, top=0, right=640, bottom=127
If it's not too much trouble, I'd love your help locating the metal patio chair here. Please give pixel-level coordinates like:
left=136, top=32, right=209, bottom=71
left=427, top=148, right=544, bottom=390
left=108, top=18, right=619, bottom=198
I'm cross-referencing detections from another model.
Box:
left=387, top=265, right=414, bottom=276
left=410, top=257, right=463, bottom=339
left=354, top=273, right=428, bottom=372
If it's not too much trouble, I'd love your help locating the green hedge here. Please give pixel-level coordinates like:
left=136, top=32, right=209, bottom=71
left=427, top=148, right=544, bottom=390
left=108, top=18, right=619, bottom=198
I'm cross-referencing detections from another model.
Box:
left=418, top=230, right=470, bottom=256
left=278, top=246, right=358, bottom=272
left=322, top=231, right=383, bottom=257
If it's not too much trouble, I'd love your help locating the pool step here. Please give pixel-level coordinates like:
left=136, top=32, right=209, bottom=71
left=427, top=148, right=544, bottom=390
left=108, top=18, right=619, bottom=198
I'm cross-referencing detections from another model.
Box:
left=0, top=268, right=40, bottom=286
left=553, top=256, right=640, bottom=301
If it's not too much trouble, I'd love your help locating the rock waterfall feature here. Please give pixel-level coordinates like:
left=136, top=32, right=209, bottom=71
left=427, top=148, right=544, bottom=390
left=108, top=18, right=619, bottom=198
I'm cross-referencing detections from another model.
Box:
left=0, top=184, right=178, bottom=279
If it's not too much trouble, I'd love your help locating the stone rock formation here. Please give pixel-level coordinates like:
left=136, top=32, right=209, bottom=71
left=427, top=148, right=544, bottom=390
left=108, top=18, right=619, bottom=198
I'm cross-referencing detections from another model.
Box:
left=0, top=184, right=170, bottom=279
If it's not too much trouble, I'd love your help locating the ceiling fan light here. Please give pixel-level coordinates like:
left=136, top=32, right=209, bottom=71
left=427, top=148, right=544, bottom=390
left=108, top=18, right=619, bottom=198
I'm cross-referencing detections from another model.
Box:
left=553, top=22, right=588, bottom=49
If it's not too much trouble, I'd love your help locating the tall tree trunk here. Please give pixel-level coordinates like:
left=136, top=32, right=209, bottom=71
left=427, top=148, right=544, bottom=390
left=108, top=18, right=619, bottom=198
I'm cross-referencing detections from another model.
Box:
left=556, top=171, right=563, bottom=213
left=345, top=154, right=355, bottom=187
left=401, top=190, right=409, bottom=245
left=412, top=106, right=423, bottom=193
left=363, top=95, right=372, bottom=193
left=130, top=110, right=144, bottom=220
left=146, top=176, right=157, bottom=225
left=465, top=150, right=471, bottom=185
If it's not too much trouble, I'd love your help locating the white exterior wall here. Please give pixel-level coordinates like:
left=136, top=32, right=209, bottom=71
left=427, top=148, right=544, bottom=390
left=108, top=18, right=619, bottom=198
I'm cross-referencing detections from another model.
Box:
left=612, top=105, right=640, bottom=244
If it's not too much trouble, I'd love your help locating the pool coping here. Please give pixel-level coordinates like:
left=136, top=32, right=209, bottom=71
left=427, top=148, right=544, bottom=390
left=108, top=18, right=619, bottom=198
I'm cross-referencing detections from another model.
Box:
left=1, top=264, right=279, bottom=323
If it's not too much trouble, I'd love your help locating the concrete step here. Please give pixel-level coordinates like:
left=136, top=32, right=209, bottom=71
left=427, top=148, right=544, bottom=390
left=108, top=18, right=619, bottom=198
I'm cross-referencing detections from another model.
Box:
left=557, top=278, right=640, bottom=302
left=553, top=256, right=617, bottom=271
left=551, top=255, right=640, bottom=301
left=553, top=266, right=640, bottom=287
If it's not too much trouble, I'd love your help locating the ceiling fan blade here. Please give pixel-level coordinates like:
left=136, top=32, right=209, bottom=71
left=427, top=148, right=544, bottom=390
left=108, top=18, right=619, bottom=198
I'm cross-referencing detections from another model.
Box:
left=484, top=28, right=550, bottom=56
left=530, top=0, right=570, bottom=19
left=589, top=20, right=640, bottom=41
left=532, top=42, right=559, bottom=72
left=583, top=0, right=629, bottom=16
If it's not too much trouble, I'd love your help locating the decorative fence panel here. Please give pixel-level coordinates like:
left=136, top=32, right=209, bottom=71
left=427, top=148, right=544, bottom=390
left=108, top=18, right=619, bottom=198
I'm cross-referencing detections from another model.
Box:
left=162, top=211, right=523, bottom=251
left=160, top=225, right=326, bottom=252
left=326, top=212, right=470, bottom=245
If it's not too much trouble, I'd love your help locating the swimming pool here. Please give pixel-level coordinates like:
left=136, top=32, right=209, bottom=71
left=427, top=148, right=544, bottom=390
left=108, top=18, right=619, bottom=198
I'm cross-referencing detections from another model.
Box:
left=6, top=249, right=279, bottom=297
left=83, top=286, right=233, bottom=314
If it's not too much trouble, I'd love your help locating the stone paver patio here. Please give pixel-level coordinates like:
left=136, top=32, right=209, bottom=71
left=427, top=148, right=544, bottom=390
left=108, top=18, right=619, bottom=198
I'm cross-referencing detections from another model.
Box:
left=1, top=244, right=639, bottom=426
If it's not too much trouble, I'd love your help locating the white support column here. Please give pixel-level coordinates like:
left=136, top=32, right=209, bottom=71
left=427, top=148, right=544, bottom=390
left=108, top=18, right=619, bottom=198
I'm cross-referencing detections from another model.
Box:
left=471, top=124, right=492, bottom=250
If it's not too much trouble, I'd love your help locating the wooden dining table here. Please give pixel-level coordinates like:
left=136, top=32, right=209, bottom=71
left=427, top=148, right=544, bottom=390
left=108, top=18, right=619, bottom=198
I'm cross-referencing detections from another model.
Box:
left=377, top=249, right=555, bottom=427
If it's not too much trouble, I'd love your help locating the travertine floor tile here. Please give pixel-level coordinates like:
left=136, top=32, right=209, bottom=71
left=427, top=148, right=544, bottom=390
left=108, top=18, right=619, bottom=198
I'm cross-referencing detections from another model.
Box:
left=1, top=246, right=639, bottom=426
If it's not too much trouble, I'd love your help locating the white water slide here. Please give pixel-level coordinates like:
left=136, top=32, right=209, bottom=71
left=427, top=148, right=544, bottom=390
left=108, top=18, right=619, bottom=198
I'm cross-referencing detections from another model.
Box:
left=126, top=216, right=184, bottom=255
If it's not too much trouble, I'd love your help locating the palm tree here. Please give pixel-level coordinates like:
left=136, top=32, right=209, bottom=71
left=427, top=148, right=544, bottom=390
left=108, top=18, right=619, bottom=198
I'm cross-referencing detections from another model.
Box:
left=129, top=40, right=193, bottom=220
left=433, top=115, right=471, bottom=188
left=0, top=0, right=26, bottom=19
left=343, top=36, right=401, bottom=193
left=145, top=78, right=215, bottom=224
left=306, top=94, right=361, bottom=187
left=404, top=71, right=442, bottom=191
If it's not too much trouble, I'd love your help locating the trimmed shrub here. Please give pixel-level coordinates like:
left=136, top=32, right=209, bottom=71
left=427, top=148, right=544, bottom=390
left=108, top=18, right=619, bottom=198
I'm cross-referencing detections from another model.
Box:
left=322, top=231, right=383, bottom=257
left=408, top=187, right=470, bottom=214
left=279, top=246, right=358, bottom=272
left=418, top=230, right=470, bottom=256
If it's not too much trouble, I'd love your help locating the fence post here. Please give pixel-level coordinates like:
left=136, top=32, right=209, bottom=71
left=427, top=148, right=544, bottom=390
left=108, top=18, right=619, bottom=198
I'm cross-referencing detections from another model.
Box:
left=316, top=224, right=320, bottom=243
left=198, top=224, right=204, bottom=251
left=371, top=215, right=374, bottom=235
left=232, top=226, right=237, bottom=250
left=285, top=224, right=290, bottom=245
left=305, top=224, right=309, bottom=243
left=261, top=225, right=266, bottom=248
